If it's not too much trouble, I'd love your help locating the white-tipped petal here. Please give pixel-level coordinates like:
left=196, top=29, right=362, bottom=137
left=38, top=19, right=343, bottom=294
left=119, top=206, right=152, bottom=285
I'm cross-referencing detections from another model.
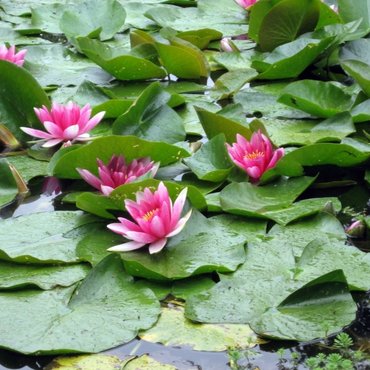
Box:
left=148, top=238, right=167, bottom=254
left=167, top=209, right=192, bottom=237
left=107, top=241, right=146, bottom=252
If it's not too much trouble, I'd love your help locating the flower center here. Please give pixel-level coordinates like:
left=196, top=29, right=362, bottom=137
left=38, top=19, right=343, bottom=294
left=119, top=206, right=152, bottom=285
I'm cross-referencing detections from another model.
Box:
left=142, top=208, right=159, bottom=222
left=244, top=150, right=264, bottom=160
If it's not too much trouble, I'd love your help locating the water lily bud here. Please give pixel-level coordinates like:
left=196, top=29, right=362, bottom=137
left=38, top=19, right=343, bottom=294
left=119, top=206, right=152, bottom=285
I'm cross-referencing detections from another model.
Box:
left=345, top=220, right=366, bottom=238
left=220, top=38, right=237, bottom=52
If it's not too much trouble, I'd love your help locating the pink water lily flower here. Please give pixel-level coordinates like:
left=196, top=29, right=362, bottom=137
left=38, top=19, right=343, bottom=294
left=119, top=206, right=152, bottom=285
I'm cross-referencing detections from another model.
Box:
left=20, top=102, right=105, bottom=147
left=0, top=45, right=27, bottom=66
left=226, top=130, right=284, bottom=182
left=107, top=182, right=192, bottom=254
left=235, top=0, right=258, bottom=8
left=77, top=155, right=159, bottom=196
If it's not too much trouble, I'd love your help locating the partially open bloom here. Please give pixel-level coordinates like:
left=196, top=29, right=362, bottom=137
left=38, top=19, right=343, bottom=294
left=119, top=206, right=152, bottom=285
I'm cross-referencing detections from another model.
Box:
left=226, top=131, right=284, bottom=182
left=20, top=102, right=105, bottom=147
left=77, top=155, right=159, bottom=196
left=235, top=0, right=258, bottom=9
left=107, top=182, right=192, bottom=254
left=345, top=220, right=366, bottom=238
left=0, top=45, right=27, bottom=66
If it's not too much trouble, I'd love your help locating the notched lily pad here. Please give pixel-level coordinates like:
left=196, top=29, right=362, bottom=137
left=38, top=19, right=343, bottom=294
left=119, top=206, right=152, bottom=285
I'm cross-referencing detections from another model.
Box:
left=140, top=305, right=259, bottom=351
left=0, top=255, right=160, bottom=354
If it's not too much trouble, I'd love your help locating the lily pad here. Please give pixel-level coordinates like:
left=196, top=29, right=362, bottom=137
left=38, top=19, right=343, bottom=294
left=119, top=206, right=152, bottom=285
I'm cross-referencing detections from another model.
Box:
left=60, top=0, right=126, bottom=41
left=46, top=354, right=123, bottom=370
left=185, top=227, right=363, bottom=341
left=250, top=0, right=321, bottom=51
left=184, top=134, right=233, bottom=182
left=0, top=159, right=18, bottom=207
left=76, top=37, right=166, bottom=81
left=195, top=107, right=252, bottom=143
left=0, top=261, right=90, bottom=290
left=112, top=83, right=185, bottom=143
left=50, top=135, right=190, bottom=179
left=0, top=60, right=50, bottom=140
left=252, top=37, right=333, bottom=80
left=267, top=143, right=370, bottom=177
left=6, top=155, right=48, bottom=182
left=155, top=38, right=210, bottom=79
left=140, top=305, right=258, bottom=351
left=75, top=179, right=207, bottom=219
left=278, top=80, right=354, bottom=118
left=0, top=255, right=160, bottom=354
left=0, top=211, right=102, bottom=264
left=119, top=211, right=262, bottom=280
left=220, top=176, right=316, bottom=220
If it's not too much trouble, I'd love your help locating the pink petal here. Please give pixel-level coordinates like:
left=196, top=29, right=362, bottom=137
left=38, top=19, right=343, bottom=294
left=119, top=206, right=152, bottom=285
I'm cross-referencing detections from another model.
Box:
left=101, top=185, right=114, bottom=195
left=148, top=238, right=167, bottom=254
left=63, top=124, right=79, bottom=140
left=125, top=231, right=157, bottom=243
left=76, top=168, right=102, bottom=190
left=107, top=241, right=146, bottom=252
left=80, top=111, right=105, bottom=133
left=20, top=127, right=53, bottom=139
left=167, top=209, right=192, bottom=237
left=171, top=187, right=188, bottom=225
left=43, top=121, right=63, bottom=137
left=107, top=222, right=129, bottom=235
left=42, top=138, right=64, bottom=147
left=149, top=215, right=166, bottom=237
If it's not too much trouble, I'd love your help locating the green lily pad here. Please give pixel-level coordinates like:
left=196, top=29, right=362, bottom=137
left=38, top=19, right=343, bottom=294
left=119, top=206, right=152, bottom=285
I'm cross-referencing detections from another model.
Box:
left=267, top=143, right=370, bottom=177
left=338, top=0, right=370, bottom=32
left=140, top=305, right=259, bottom=351
left=0, top=211, right=102, bottom=264
left=220, top=176, right=316, bottom=220
left=0, top=159, right=18, bottom=207
left=184, top=134, right=233, bottom=183
left=46, top=354, right=123, bottom=370
left=195, top=107, right=252, bottom=143
left=6, top=155, right=48, bottom=182
left=263, top=113, right=356, bottom=146
left=0, top=261, right=90, bottom=290
left=0, top=255, right=160, bottom=354
left=0, top=60, right=50, bottom=140
left=155, top=38, right=210, bottom=79
left=119, top=211, right=264, bottom=280
left=76, top=179, right=207, bottom=218
left=250, top=0, right=321, bottom=51
left=278, top=80, right=354, bottom=118
left=60, top=0, right=126, bottom=41
left=50, top=135, right=190, bottom=179
left=145, top=0, right=247, bottom=36
left=76, top=37, right=166, bottom=81
left=340, top=38, right=370, bottom=97
left=185, top=225, right=363, bottom=341
left=252, top=37, right=333, bottom=80
left=210, top=68, right=258, bottom=100
left=262, top=197, right=342, bottom=225
left=171, top=276, right=216, bottom=300
left=112, top=83, right=185, bottom=143
left=24, top=44, right=111, bottom=87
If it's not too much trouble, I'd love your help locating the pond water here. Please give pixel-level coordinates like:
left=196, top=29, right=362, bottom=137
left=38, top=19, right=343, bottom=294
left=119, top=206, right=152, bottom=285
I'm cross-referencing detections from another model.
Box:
left=0, top=178, right=369, bottom=370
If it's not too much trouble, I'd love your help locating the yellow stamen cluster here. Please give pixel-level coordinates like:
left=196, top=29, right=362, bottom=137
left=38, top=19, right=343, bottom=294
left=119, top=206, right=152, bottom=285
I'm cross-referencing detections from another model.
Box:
left=142, top=208, right=159, bottom=222
left=244, top=150, right=264, bottom=160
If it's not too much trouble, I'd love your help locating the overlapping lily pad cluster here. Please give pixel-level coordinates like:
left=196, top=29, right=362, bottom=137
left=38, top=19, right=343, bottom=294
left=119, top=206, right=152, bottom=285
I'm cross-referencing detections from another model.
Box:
left=0, top=0, right=369, bottom=364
